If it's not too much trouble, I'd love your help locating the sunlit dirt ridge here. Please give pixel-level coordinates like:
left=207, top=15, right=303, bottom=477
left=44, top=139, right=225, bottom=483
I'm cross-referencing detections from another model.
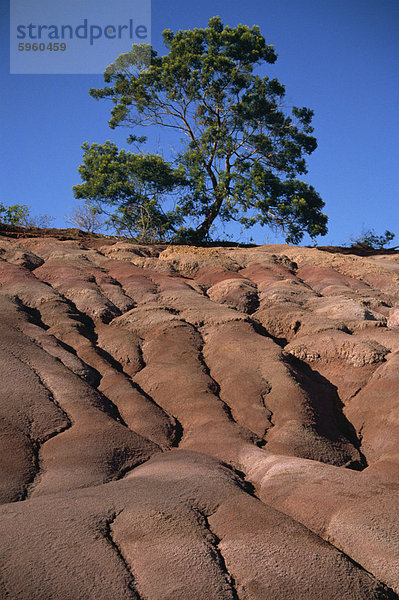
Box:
left=0, top=233, right=398, bottom=599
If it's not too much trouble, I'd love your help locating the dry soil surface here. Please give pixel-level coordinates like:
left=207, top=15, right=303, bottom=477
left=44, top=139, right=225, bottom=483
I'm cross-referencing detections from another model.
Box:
left=0, top=234, right=398, bottom=599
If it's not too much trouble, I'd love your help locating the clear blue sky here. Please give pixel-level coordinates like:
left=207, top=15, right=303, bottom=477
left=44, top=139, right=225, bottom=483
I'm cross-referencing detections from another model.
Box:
left=1, top=0, right=398, bottom=245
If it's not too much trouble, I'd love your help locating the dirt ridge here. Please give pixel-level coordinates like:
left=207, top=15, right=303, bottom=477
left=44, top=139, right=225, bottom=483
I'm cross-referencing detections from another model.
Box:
left=0, top=234, right=398, bottom=599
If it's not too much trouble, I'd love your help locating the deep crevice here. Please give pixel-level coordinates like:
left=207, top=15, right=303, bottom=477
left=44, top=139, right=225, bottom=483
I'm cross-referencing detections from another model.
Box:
left=130, top=370, right=184, bottom=448
left=241, top=468, right=399, bottom=599
left=22, top=308, right=131, bottom=430
left=18, top=299, right=141, bottom=430
left=94, top=268, right=136, bottom=313
left=328, top=542, right=399, bottom=599
left=197, top=510, right=240, bottom=600
left=19, top=416, right=73, bottom=502
left=197, top=333, right=238, bottom=425
left=16, top=435, right=40, bottom=503
left=103, top=511, right=142, bottom=600
left=259, top=383, right=274, bottom=441
left=1, top=343, right=75, bottom=462
left=168, top=316, right=240, bottom=426
left=111, top=456, right=155, bottom=482
left=15, top=367, right=73, bottom=502
left=219, top=463, right=258, bottom=499
left=94, top=334, right=182, bottom=447
left=17, top=302, right=50, bottom=330
left=248, top=316, right=287, bottom=347
left=16, top=296, right=101, bottom=386
left=284, top=352, right=369, bottom=470
left=170, top=415, right=184, bottom=448
left=29, top=365, right=74, bottom=429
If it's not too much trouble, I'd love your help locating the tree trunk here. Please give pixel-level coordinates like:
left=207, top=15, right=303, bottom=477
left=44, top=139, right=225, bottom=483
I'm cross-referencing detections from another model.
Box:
left=195, top=194, right=224, bottom=241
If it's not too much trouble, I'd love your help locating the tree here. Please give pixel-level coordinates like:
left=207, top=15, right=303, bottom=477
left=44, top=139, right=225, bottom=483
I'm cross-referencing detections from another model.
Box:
left=22, top=213, right=54, bottom=228
left=0, top=203, right=30, bottom=226
left=73, top=141, right=186, bottom=241
left=89, top=16, right=328, bottom=244
left=350, top=229, right=396, bottom=250
left=66, top=202, right=106, bottom=233
left=0, top=202, right=54, bottom=228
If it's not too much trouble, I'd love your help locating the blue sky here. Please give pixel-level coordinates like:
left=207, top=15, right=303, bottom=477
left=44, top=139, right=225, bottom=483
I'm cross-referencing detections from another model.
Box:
left=1, top=0, right=398, bottom=246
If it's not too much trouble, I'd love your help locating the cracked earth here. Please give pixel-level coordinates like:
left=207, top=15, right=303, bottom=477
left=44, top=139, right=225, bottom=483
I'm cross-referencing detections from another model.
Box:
left=0, top=235, right=398, bottom=599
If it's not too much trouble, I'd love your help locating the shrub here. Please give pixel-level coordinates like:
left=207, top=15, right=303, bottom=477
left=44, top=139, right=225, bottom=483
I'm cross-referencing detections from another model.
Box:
left=66, top=202, right=105, bottom=233
left=0, top=202, right=54, bottom=229
left=350, top=229, right=395, bottom=250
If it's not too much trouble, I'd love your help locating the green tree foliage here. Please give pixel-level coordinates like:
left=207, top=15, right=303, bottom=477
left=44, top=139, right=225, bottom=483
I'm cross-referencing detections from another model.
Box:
left=0, top=203, right=54, bottom=228
left=351, top=229, right=395, bottom=250
left=0, top=202, right=30, bottom=226
left=73, top=141, right=186, bottom=241
left=89, top=16, right=328, bottom=243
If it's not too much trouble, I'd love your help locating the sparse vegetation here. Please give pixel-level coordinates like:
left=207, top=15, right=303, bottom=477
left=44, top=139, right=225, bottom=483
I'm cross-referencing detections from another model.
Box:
left=66, top=202, right=106, bottom=233
left=0, top=202, right=54, bottom=229
left=350, top=229, right=396, bottom=250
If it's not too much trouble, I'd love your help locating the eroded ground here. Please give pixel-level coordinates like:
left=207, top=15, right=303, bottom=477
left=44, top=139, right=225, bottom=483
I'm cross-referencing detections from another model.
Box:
left=0, top=235, right=398, bottom=599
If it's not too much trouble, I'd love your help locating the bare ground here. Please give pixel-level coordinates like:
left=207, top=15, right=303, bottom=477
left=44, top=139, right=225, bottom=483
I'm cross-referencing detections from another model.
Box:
left=0, top=229, right=398, bottom=599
